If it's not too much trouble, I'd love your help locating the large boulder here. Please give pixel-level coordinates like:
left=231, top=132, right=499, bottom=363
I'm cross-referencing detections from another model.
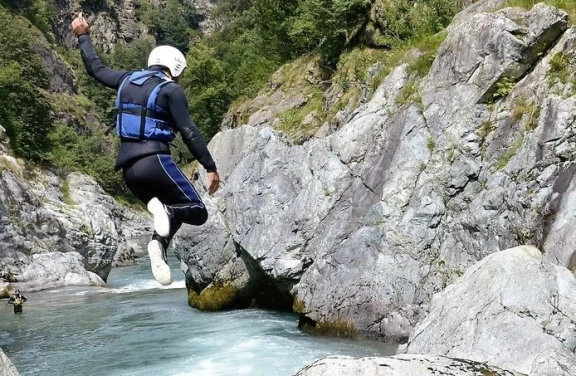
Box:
left=405, top=246, right=576, bottom=376
left=179, top=1, right=576, bottom=343
left=0, top=348, right=20, bottom=376
left=0, top=158, right=149, bottom=295
left=294, top=355, right=525, bottom=376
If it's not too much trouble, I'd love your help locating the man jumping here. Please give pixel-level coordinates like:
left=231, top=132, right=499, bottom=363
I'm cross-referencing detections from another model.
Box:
left=72, top=14, right=220, bottom=286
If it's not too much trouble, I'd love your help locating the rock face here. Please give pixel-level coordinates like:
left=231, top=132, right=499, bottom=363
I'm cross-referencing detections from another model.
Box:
left=54, top=0, right=218, bottom=52
left=0, top=157, right=150, bottom=296
left=405, top=246, right=576, bottom=376
left=177, top=0, right=576, bottom=343
left=0, top=348, right=20, bottom=376
left=193, top=0, right=220, bottom=36
left=54, top=0, right=150, bottom=52
left=294, top=355, right=526, bottom=376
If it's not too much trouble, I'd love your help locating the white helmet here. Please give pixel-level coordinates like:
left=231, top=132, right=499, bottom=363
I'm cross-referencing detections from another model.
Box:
left=148, top=45, right=187, bottom=78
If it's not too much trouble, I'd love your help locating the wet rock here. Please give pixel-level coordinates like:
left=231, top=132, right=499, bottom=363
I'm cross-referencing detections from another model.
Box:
left=294, top=354, right=526, bottom=376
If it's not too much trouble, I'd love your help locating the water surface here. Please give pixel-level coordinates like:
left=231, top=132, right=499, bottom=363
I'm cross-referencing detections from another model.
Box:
left=0, top=257, right=397, bottom=375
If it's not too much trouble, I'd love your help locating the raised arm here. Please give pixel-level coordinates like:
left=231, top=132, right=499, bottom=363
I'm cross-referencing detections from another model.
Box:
left=72, top=14, right=129, bottom=89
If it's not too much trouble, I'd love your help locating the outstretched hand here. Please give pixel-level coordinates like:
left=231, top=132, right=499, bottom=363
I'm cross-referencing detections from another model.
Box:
left=207, top=172, right=220, bottom=195
left=72, top=12, right=90, bottom=36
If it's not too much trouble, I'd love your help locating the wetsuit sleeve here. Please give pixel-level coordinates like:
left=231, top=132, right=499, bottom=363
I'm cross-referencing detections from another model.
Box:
left=167, top=86, right=218, bottom=172
left=78, top=34, right=129, bottom=89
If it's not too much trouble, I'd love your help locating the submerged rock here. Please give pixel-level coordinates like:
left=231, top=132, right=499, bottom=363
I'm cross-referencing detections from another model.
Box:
left=405, top=246, right=576, bottom=376
left=294, top=354, right=525, bottom=376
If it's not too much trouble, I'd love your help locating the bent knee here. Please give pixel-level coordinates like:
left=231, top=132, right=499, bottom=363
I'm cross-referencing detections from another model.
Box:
left=188, top=207, right=208, bottom=226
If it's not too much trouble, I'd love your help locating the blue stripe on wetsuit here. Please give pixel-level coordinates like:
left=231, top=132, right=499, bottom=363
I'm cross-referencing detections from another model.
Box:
left=158, top=154, right=204, bottom=207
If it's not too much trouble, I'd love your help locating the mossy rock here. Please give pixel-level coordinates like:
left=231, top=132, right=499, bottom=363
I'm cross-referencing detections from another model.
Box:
left=293, top=298, right=306, bottom=313
left=300, top=317, right=359, bottom=338
left=188, top=283, right=240, bottom=311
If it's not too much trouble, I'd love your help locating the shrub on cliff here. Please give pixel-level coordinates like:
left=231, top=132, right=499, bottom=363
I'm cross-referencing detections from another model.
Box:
left=0, top=10, right=54, bottom=162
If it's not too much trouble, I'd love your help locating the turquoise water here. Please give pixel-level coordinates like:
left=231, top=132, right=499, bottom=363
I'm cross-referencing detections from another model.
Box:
left=0, top=257, right=396, bottom=375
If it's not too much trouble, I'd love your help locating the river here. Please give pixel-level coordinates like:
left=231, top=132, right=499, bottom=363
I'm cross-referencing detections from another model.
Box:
left=0, top=256, right=397, bottom=375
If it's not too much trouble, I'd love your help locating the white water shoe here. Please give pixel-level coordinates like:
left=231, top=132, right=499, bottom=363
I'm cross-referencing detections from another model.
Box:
left=147, top=197, right=171, bottom=237
left=148, top=239, right=172, bottom=286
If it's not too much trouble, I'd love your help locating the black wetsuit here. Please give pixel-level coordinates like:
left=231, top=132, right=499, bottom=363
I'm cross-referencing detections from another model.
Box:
left=78, top=34, right=217, bottom=246
left=8, top=294, right=27, bottom=314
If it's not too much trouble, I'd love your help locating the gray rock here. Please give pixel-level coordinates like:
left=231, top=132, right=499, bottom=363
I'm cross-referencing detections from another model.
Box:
left=32, top=41, right=77, bottom=94
left=406, top=246, right=576, bottom=376
left=193, top=0, right=220, bottom=36
left=0, top=158, right=149, bottom=292
left=0, top=282, right=9, bottom=299
left=112, top=242, right=137, bottom=267
left=294, top=354, right=525, bottom=376
left=55, top=0, right=150, bottom=52
left=180, top=1, right=576, bottom=345
left=0, top=348, right=20, bottom=376
left=175, top=166, right=293, bottom=310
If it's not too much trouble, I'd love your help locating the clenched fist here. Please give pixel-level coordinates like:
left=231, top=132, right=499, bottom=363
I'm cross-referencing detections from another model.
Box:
left=71, top=13, right=89, bottom=37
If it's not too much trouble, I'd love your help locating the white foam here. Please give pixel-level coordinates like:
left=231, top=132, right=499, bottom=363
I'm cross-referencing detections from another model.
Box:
left=70, top=279, right=186, bottom=295
left=111, top=279, right=186, bottom=293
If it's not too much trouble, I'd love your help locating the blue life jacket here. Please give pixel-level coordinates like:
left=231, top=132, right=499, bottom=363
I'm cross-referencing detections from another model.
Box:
left=115, top=70, right=176, bottom=142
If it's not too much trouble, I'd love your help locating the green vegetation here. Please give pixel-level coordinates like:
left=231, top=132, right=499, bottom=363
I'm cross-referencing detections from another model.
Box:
left=512, top=98, right=541, bottom=131
left=0, top=0, right=55, bottom=37
left=184, top=0, right=461, bottom=141
left=134, top=0, right=197, bottom=53
left=293, top=298, right=306, bottom=313
left=427, top=137, right=436, bottom=152
left=547, top=52, right=576, bottom=95
left=396, top=80, right=419, bottom=107
left=0, top=156, right=22, bottom=176
left=60, top=179, right=75, bottom=206
left=549, top=53, right=571, bottom=83
left=496, top=136, right=524, bottom=170
left=478, top=120, right=496, bottom=159
left=0, top=0, right=464, bottom=199
left=0, top=9, right=54, bottom=162
left=371, top=0, right=461, bottom=48
left=493, top=77, right=516, bottom=101
left=478, top=121, right=496, bottom=140
left=299, top=318, right=358, bottom=338
left=275, top=89, right=324, bottom=141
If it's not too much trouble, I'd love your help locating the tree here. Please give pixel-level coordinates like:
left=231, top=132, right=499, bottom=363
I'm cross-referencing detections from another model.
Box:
left=289, top=0, right=372, bottom=65
left=0, top=11, right=54, bottom=161
left=148, top=0, right=194, bottom=53
left=182, top=43, right=231, bottom=140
